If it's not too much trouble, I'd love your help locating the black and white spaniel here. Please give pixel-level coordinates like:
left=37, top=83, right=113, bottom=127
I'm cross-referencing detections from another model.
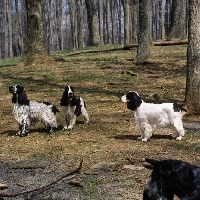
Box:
left=143, top=158, right=200, bottom=200
left=9, top=84, right=59, bottom=136
left=121, top=91, right=186, bottom=141
left=60, top=86, right=89, bottom=130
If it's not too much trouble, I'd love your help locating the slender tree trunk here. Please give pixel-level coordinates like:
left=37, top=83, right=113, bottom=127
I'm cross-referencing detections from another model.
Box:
left=3, top=0, right=7, bottom=58
left=68, top=0, right=78, bottom=49
left=21, top=0, right=54, bottom=66
left=136, top=0, right=151, bottom=63
left=78, top=0, right=85, bottom=48
left=117, top=0, right=122, bottom=44
left=98, top=0, right=104, bottom=45
left=168, top=0, right=187, bottom=40
left=121, top=0, right=130, bottom=46
left=55, top=0, right=62, bottom=50
left=185, top=0, right=200, bottom=114
left=15, top=0, right=24, bottom=56
left=103, top=0, right=111, bottom=44
left=85, top=0, right=101, bottom=46
left=7, top=0, right=13, bottom=57
left=131, top=0, right=138, bottom=42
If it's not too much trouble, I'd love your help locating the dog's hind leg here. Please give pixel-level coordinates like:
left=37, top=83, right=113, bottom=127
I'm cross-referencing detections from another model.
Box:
left=43, top=114, right=58, bottom=133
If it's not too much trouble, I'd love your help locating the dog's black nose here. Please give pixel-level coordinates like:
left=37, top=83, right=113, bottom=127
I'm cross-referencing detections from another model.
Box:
left=69, top=92, right=73, bottom=96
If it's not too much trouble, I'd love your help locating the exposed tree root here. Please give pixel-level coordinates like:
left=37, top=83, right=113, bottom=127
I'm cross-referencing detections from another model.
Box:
left=0, top=159, right=83, bottom=198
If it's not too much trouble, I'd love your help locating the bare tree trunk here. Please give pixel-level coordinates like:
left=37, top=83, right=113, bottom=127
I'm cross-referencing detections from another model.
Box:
left=185, top=0, right=200, bottom=114
left=78, top=0, right=86, bottom=48
left=3, top=0, right=7, bottom=58
left=7, top=0, right=13, bottom=57
left=98, top=0, right=104, bottom=45
left=15, top=0, right=24, bottom=56
left=47, top=0, right=54, bottom=51
left=21, top=0, right=54, bottom=66
left=117, top=0, right=122, bottom=44
left=68, top=0, right=78, bottom=50
left=168, top=0, right=187, bottom=40
left=130, top=0, right=138, bottom=43
left=103, top=0, right=111, bottom=44
left=55, top=0, right=62, bottom=50
left=85, top=0, right=101, bottom=46
left=136, top=0, right=151, bottom=63
left=0, top=1, right=2, bottom=58
left=121, top=0, right=130, bottom=47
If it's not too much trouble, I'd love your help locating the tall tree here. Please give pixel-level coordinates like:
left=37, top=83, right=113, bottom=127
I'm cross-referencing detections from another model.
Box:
left=103, top=0, right=111, bottom=44
left=168, top=0, right=187, bottom=40
left=68, top=0, right=78, bottom=50
left=77, top=0, right=86, bottom=48
left=136, top=0, right=151, bottom=63
left=121, top=0, right=130, bottom=47
left=98, top=0, right=104, bottom=45
left=21, top=0, right=53, bottom=66
left=15, top=0, right=24, bottom=56
left=85, top=0, right=100, bottom=46
left=185, top=0, right=200, bottom=114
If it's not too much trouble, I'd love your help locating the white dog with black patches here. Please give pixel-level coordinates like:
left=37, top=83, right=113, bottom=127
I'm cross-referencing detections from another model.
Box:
left=121, top=91, right=186, bottom=141
left=60, top=86, right=89, bottom=130
left=9, top=84, right=59, bottom=137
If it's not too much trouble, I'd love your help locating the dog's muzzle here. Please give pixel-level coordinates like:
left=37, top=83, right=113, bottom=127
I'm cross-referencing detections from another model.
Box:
left=121, top=95, right=128, bottom=103
left=9, top=86, right=16, bottom=94
left=68, top=92, right=73, bottom=100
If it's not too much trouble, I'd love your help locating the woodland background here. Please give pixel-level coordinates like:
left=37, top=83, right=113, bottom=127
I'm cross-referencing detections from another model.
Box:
left=0, top=0, right=188, bottom=59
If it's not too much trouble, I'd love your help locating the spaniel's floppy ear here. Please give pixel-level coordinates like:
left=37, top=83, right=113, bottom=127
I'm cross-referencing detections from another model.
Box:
left=131, top=92, right=142, bottom=107
left=17, top=84, right=24, bottom=93
left=127, top=92, right=142, bottom=111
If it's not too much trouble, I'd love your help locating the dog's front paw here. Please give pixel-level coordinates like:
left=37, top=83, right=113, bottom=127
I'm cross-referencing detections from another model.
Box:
left=67, top=125, right=73, bottom=130
left=62, top=126, right=68, bottom=131
left=175, top=136, right=182, bottom=140
left=137, top=136, right=143, bottom=140
left=141, top=138, right=148, bottom=142
left=16, top=131, right=21, bottom=136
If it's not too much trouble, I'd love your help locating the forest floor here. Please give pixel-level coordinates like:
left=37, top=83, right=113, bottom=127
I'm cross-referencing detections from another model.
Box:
left=1, top=44, right=200, bottom=200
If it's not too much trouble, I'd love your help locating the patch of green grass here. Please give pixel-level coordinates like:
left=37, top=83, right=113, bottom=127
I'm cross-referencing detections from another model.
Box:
left=120, top=182, right=135, bottom=188
left=28, top=152, right=47, bottom=159
left=83, top=178, right=102, bottom=196
left=0, top=57, right=21, bottom=67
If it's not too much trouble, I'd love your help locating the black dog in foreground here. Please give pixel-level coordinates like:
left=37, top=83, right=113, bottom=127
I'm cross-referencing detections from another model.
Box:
left=143, top=158, right=200, bottom=200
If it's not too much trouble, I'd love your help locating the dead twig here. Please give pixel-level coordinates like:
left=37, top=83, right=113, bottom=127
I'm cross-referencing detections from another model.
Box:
left=12, top=165, right=46, bottom=169
left=0, top=159, right=83, bottom=198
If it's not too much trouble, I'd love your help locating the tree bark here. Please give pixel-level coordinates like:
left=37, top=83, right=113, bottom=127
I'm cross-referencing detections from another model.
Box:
left=136, top=0, right=151, bottom=63
left=103, top=0, right=111, bottom=44
left=85, top=0, right=101, bottom=46
left=168, top=0, right=187, bottom=40
left=21, top=0, right=54, bottom=66
left=185, top=0, right=200, bottom=114
left=121, top=0, right=131, bottom=47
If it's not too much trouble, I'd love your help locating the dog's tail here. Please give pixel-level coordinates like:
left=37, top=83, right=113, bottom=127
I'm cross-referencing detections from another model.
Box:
left=142, top=158, right=159, bottom=170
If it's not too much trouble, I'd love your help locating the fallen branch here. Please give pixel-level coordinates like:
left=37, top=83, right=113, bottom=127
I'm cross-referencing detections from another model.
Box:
left=0, top=159, right=83, bottom=198
left=65, top=45, right=137, bottom=56
left=12, top=165, right=46, bottom=169
left=153, top=40, right=188, bottom=46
